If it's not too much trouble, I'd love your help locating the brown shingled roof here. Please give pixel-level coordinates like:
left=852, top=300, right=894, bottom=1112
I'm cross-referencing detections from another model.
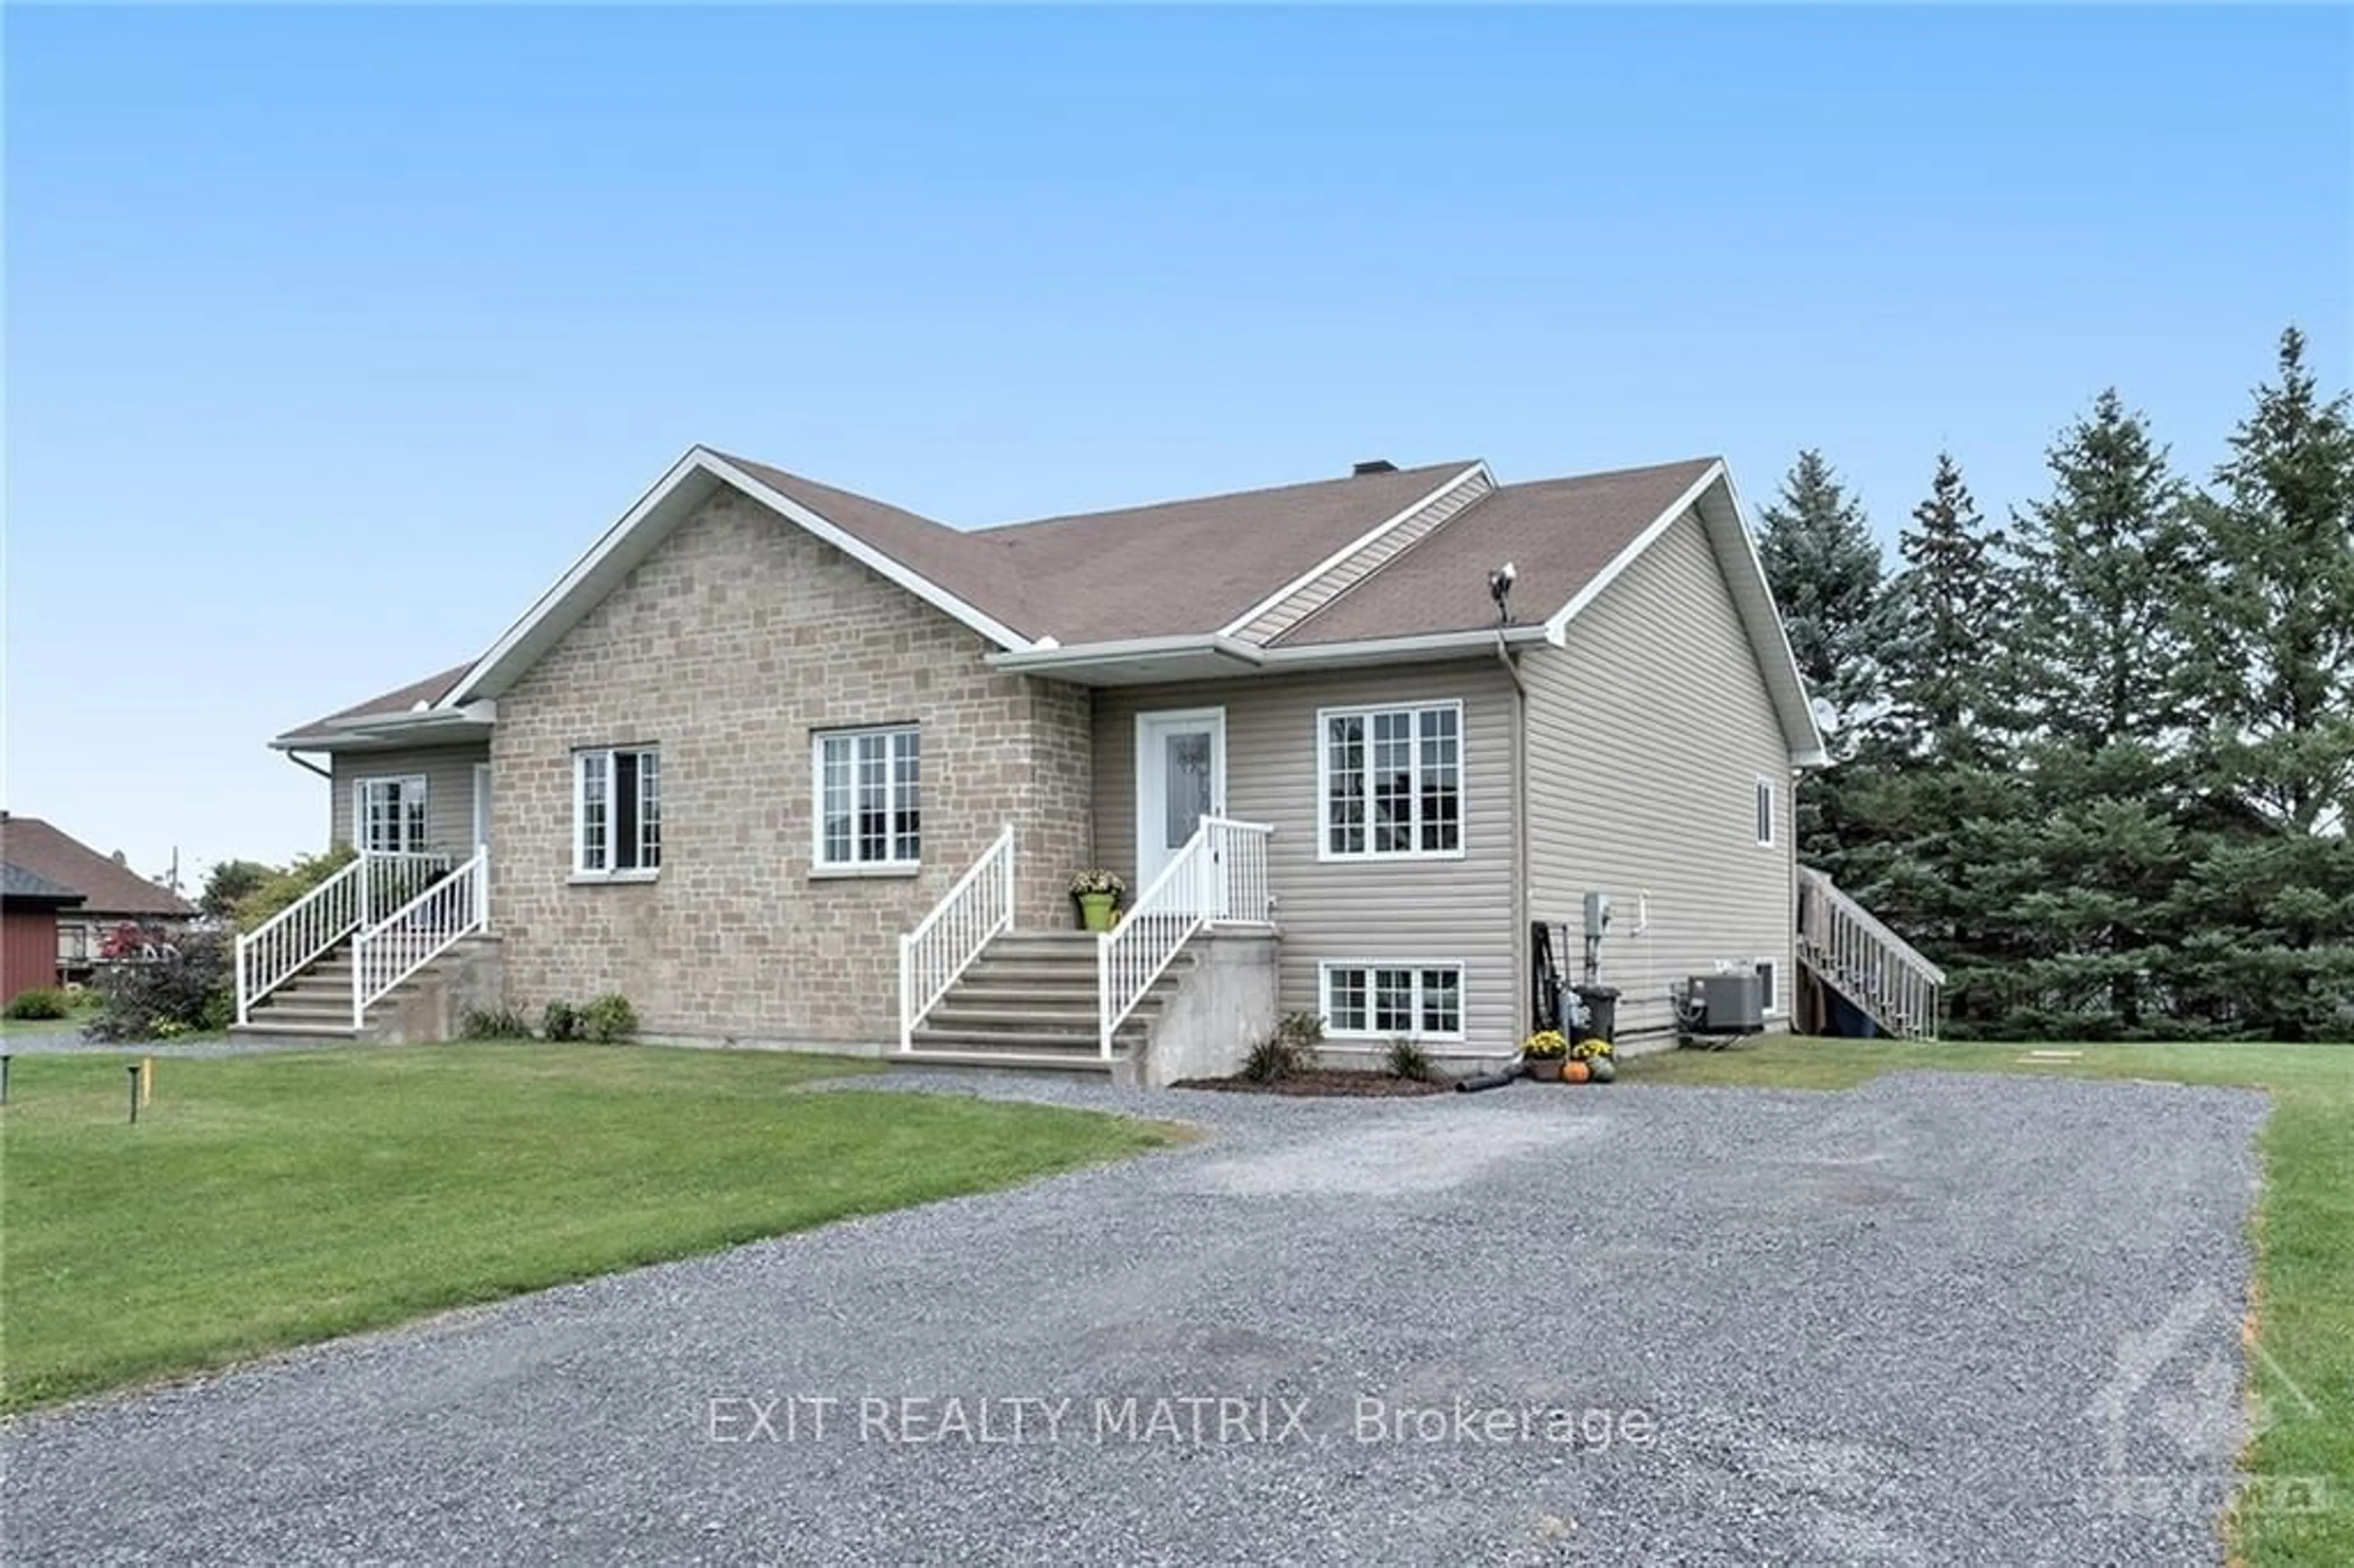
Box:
left=1274, top=458, right=1720, bottom=646
left=0, top=816, right=194, bottom=917
left=728, top=453, right=1476, bottom=644
left=294, top=663, right=474, bottom=734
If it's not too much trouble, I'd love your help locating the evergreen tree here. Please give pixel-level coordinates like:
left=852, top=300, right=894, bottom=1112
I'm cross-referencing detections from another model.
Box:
left=1754, top=450, right=1890, bottom=867
left=2174, top=327, right=2354, bottom=1039
left=1841, top=454, right=2028, bottom=1035
left=2011, top=390, right=2197, bottom=755
left=2003, top=394, right=2200, bottom=1035
left=1880, top=452, right=2013, bottom=766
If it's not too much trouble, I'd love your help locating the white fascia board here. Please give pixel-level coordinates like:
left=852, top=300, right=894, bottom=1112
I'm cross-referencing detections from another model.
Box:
left=1260, top=624, right=1547, bottom=668
left=1214, top=463, right=1492, bottom=641
left=986, top=633, right=1265, bottom=674
left=448, top=447, right=1032, bottom=707
left=1541, top=460, right=1725, bottom=647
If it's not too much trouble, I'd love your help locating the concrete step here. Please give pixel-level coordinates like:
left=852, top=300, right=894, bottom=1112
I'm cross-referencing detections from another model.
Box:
left=925, top=997, right=1163, bottom=1032
left=890, top=1048, right=1117, bottom=1075
left=959, top=956, right=1195, bottom=988
left=909, top=1027, right=1145, bottom=1054
left=228, top=1021, right=363, bottom=1043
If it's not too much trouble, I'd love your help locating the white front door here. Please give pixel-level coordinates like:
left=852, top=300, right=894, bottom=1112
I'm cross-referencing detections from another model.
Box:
left=1135, top=708, right=1226, bottom=899
left=472, top=763, right=492, bottom=853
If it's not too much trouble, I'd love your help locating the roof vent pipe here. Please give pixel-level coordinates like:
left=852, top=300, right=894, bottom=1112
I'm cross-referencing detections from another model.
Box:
left=1352, top=459, right=1398, bottom=476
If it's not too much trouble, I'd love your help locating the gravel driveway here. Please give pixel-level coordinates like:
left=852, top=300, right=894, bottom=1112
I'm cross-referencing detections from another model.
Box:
left=2, top=1069, right=2267, bottom=1565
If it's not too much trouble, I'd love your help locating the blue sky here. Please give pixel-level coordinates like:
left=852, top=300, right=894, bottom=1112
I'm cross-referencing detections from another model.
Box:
left=7, top=5, right=2349, bottom=886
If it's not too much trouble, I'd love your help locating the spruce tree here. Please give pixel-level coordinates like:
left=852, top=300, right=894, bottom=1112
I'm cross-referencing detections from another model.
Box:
left=2175, top=328, right=2354, bottom=1039
left=1755, top=450, right=1889, bottom=867
left=2011, top=390, right=2197, bottom=754
left=1880, top=453, right=2013, bottom=765
left=1843, top=454, right=2027, bottom=1035
left=2005, top=394, right=2200, bottom=1035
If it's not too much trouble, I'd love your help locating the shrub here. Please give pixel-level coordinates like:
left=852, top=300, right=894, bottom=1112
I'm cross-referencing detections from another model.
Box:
left=462, top=1006, right=535, bottom=1040
left=1243, top=1032, right=1305, bottom=1083
left=83, top=930, right=234, bottom=1043
left=1244, top=1013, right=1324, bottom=1083
left=4, top=987, right=70, bottom=1021
left=234, top=847, right=358, bottom=932
left=579, top=994, right=639, bottom=1044
left=1385, top=1037, right=1434, bottom=1082
left=539, top=1000, right=583, bottom=1043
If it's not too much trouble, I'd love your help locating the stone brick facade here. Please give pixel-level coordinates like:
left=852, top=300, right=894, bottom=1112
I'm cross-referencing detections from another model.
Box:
left=489, top=487, right=1094, bottom=1045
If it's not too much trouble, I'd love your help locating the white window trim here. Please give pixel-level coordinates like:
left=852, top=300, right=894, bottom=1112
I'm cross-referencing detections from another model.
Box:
left=572, top=745, right=661, bottom=882
left=812, top=724, right=922, bottom=874
left=1755, top=774, right=1777, bottom=848
left=1754, top=957, right=1781, bottom=1016
left=1314, top=699, right=1468, bottom=864
left=351, top=775, right=429, bottom=855
left=1318, top=959, right=1468, bottom=1042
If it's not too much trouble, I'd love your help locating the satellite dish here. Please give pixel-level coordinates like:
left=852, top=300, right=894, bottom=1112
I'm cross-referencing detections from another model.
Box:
left=1809, top=696, right=1840, bottom=736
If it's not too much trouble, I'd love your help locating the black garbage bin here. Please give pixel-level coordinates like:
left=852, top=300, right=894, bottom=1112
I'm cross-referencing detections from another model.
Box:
left=1573, top=984, right=1620, bottom=1043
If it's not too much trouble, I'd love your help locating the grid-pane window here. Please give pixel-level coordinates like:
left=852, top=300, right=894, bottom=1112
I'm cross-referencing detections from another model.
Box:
left=818, top=726, right=920, bottom=869
left=1321, top=962, right=1466, bottom=1041
left=1325, top=967, right=1368, bottom=1033
left=354, top=777, right=427, bottom=854
left=1322, top=702, right=1463, bottom=859
left=576, top=747, right=660, bottom=874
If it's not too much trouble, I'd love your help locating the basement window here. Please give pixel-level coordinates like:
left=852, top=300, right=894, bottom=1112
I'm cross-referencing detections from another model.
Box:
left=1321, top=962, right=1465, bottom=1041
left=575, top=746, right=661, bottom=878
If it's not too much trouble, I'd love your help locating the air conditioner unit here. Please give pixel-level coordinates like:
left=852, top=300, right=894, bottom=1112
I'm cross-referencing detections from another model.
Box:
left=1685, top=972, right=1762, bottom=1033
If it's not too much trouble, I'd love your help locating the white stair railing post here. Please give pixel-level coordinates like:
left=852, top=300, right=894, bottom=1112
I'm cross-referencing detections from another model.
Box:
left=896, top=826, right=1018, bottom=1048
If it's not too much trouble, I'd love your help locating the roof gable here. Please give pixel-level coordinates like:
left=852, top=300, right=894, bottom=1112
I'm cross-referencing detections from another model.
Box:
left=0, top=816, right=192, bottom=916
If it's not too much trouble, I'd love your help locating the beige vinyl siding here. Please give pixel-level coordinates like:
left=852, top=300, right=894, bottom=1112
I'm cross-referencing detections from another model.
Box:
left=329, top=744, right=492, bottom=858
left=1523, top=508, right=1796, bottom=1040
left=1093, top=659, right=1519, bottom=1054
left=1236, top=468, right=1495, bottom=644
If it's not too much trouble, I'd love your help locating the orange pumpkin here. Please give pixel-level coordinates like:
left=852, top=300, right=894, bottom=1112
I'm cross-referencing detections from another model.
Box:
left=1562, top=1060, right=1592, bottom=1084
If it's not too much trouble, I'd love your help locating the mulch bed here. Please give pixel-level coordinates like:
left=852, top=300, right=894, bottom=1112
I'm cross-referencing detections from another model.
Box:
left=1173, top=1070, right=1454, bottom=1098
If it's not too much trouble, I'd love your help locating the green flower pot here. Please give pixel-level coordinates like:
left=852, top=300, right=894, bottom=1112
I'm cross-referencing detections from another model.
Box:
left=1078, top=892, right=1118, bottom=932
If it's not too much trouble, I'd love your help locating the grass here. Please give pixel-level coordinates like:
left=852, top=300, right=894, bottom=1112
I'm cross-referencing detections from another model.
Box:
left=1620, top=1037, right=2352, bottom=1567
left=0, top=1045, right=1176, bottom=1415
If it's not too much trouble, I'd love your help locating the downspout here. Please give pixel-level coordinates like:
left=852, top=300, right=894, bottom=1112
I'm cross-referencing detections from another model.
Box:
left=282, top=749, right=332, bottom=782
left=1494, top=631, right=1529, bottom=1043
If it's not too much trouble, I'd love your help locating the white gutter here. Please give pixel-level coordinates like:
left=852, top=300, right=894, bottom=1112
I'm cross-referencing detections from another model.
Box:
left=983, top=624, right=1550, bottom=679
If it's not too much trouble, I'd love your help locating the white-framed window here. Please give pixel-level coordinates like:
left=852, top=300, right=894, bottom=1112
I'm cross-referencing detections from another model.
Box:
left=1754, top=959, right=1780, bottom=1015
left=815, top=725, right=920, bottom=871
left=1319, top=700, right=1463, bottom=860
left=352, top=775, right=428, bottom=855
left=1320, top=961, right=1465, bottom=1041
left=574, top=746, right=661, bottom=877
left=1755, top=775, right=1777, bottom=848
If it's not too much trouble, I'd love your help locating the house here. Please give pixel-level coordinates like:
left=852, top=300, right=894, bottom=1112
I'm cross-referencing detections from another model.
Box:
left=0, top=815, right=196, bottom=981
left=2, top=862, right=85, bottom=1004
left=249, top=447, right=1940, bottom=1076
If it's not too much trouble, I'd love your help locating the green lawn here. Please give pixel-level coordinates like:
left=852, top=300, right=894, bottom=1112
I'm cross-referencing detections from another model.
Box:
left=0, top=1045, right=1175, bottom=1414
left=1621, top=1038, right=2352, bottom=1567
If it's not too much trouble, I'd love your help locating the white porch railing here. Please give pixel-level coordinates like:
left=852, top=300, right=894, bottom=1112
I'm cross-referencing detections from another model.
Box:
left=897, top=826, right=1016, bottom=1052
left=1795, top=866, right=1946, bottom=1041
left=351, top=850, right=489, bottom=1029
left=234, top=850, right=455, bottom=1024
left=1098, top=816, right=1273, bottom=1058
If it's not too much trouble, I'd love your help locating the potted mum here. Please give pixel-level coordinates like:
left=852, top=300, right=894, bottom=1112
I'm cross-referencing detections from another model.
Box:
left=1068, top=868, right=1126, bottom=933
left=1521, top=1029, right=1568, bottom=1082
left=1570, top=1033, right=1615, bottom=1083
